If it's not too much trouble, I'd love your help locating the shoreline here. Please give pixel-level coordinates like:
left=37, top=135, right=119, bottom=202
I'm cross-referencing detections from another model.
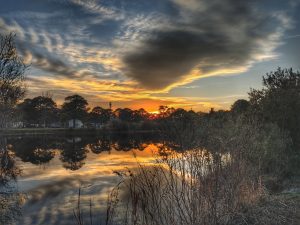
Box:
left=0, top=128, right=157, bottom=136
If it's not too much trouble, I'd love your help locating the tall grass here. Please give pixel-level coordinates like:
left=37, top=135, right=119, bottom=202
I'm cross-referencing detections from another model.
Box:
left=74, top=117, right=295, bottom=225
left=105, top=147, right=263, bottom=225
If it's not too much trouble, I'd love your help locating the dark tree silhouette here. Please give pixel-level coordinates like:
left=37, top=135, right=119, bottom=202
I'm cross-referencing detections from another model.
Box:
left=231, top=99, right=250, bottom=115
left=115, top=108, right=134, bottom=122
left=17, top=98, right=35, bottom=126
left=18, top=95, right=58, bottom=127
left=89, top=106, right=112, bottom=125
left=0, top=33, right=26, bottom=128
left=61, top=95, right=88, bottom=128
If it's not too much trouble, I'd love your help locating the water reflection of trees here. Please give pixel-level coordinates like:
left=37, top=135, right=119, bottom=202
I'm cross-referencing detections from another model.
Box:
left=88, top=138, right=111, bottom=154
left=110, top=133, right=152, bottom=152
left=0, top=145, right=21, bottom=185
left=60, top=137, right=88, bottom=171
left=0, top=138, right=23, bottom=225
left=10, top=137, right=56, bottom=165
left=5, top=134, right=192, bottom=170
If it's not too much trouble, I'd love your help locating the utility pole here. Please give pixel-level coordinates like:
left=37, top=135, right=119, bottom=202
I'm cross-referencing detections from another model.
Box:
left=109, top=102, right=112, bottom=121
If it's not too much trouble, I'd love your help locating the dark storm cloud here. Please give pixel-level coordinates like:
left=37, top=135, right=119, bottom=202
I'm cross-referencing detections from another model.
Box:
left=123, top=0, right=291, bottom=89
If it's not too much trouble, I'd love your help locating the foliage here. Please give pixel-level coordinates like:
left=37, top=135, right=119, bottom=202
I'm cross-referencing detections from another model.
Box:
left=231, top=99, right=250, bottom=115
left=248, top=68, right=300, bottom=175
left=89, top=106, right=112, bottom=125
left=205, top=116, right=292, bottom=179
left=18, top=95, right=58, bottom=127
left=0, top=33, right=26, bottom=128
left=61, top=95, right=89, bottom=127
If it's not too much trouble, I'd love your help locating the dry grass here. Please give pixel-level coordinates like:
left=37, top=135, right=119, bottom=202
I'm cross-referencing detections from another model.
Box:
left=105, top=149, right=264, bottom=225
left=73, top=147, right=300, bottom=225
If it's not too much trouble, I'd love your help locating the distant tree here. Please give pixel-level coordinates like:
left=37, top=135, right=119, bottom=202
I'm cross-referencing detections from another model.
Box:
left=231, top=99, right=250, bottom=115
left=132, top=108, right=149, bottom=122
left=18, top=96, right=58, bottom=127
left=158, top=105, right=168, bottom=118
left=160, top=108, right=201, bottom=150
left=17, top=98, right=35, bottom=126
left=0, top=33, right=27, bottom=128
left=115, top=108, right=134, bottom=122
left=158, top=105, right=175, bottom=118
left=169, top=108, right=187, bottom=119
left=89, top=106, right=111, bottom=124
left=31, top=95, right=58, bottom=127
left=61, top=95, right=88, bottom=128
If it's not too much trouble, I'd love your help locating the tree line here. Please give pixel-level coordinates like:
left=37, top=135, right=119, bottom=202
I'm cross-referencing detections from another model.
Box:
left=15, top=93, right=187, bottom=128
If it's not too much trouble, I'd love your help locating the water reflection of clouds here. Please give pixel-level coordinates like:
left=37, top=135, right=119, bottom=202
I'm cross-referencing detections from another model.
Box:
left=13, top=139, right=158, bottom=225
left=19, top=176, right=118, bottom=225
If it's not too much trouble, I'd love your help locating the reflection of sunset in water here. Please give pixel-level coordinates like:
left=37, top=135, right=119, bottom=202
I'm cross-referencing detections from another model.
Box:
left=18, top=144, right=159, bottom=185
left=9, top=136, right=164, bottom=225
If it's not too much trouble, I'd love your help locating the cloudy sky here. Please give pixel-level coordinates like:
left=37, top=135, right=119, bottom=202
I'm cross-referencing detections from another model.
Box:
left=1, top=0, right=300, bottom=112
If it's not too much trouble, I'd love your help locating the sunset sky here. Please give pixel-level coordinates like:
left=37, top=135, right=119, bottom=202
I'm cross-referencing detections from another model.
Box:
left=1, top=0, right=300, bottom=112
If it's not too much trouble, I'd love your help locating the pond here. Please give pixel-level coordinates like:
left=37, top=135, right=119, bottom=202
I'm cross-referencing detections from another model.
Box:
left=0, top=133, right=177, bottom=225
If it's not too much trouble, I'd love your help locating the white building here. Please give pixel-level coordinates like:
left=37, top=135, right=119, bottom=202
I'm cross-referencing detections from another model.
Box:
left=68, top=119, right=83, bottom=128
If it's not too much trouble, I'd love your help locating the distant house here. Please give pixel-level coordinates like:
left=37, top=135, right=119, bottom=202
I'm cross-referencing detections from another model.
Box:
left=11, top=121, right=24, bottom=128
left=50, top=122, right=62, bottom=128
left=68, top=119, right=83, bottom=128
left=66, top=137, right=82, bottom=143
left=90, top=122, right=103, bottom=129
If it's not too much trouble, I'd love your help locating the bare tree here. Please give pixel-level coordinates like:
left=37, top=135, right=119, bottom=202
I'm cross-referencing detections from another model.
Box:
left=0, top=33, right=26, bottom=128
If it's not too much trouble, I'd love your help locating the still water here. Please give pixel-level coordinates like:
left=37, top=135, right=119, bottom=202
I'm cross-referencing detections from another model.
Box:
left=0, top=133, right=175, bottom=225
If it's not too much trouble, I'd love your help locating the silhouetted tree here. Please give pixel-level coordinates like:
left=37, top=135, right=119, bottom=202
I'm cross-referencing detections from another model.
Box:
left=158, top=105, right=175, bottom=118
left=17, top=98, right=35, bottom=126
left=132, top=108, right=149, bottom=122
left=231, top=99, right=250, bottom=115
left=18, top=95, right=58, bottom=127
left=32, top=95, right=58, bottom=127
left=89, top=106, right=111, bottom=125
left=0, top=33, right=26, bottom=128
left=61, top=95, right=88, bottom=128
left=115, top=108, right=134, bottom=122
